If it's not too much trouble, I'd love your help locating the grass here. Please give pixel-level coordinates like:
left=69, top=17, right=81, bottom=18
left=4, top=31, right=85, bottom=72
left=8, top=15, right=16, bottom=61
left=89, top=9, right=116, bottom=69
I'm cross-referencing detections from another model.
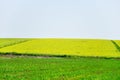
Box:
left=0, top=38, right=120, bottom=58
left=0, top=57, right=120, bottom=80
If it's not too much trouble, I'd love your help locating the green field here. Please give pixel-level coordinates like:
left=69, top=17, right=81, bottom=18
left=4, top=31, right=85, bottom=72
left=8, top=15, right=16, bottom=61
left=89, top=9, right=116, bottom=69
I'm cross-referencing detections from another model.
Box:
left=0, top=57, right=120, bottom=80
left=0, top=38, right=120, bottom=80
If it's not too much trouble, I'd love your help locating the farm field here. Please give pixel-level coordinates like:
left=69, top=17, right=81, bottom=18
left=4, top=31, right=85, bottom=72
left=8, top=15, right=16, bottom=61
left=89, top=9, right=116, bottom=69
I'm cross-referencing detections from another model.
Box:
left=0, top=38, right=28, bottom=48
left=0, top=38, right=120, bottom=80
left=0, top=57, right=120, bottom=80
left=0, top=38, right=120, bottom=58
left=114, top=40, right=120, bottom=46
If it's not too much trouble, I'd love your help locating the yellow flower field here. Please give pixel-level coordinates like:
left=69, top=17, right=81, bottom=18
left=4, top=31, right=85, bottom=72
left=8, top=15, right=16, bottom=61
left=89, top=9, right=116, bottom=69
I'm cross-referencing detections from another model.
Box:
left=114, top=40, right=120, bottom=46
left=0, top=39, right=120, bottom=58
left=0, top=38, right=27, bottom=48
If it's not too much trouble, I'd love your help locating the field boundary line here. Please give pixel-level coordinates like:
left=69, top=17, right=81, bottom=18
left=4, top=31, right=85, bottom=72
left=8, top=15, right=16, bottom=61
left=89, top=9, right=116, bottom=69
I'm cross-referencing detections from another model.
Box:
left=0, top=53, right=120, bottom=59
left=111, top=40, right=120, bottom=52
left=0, top=40, right=29, bottom=49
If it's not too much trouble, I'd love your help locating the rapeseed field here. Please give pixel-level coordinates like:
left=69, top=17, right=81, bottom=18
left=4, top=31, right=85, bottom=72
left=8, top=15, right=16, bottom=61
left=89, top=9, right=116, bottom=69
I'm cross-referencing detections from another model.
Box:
left=0, top=39, right=120, bottom=58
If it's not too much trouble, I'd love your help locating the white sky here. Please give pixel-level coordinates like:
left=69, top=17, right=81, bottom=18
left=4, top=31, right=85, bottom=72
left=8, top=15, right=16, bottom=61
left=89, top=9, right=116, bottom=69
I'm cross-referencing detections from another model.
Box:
left=0, top=0, right=120, bottom=39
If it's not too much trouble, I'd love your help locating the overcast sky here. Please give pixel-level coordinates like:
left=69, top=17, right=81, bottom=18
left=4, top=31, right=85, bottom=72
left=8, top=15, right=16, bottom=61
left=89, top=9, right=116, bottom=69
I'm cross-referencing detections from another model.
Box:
left=0, top=0, right=120, bottom=39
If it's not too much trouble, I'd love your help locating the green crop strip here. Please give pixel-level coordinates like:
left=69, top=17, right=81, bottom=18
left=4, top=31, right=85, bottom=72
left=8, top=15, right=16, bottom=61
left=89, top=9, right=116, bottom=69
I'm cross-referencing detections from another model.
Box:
left=111, top=40, right=120, bottom=52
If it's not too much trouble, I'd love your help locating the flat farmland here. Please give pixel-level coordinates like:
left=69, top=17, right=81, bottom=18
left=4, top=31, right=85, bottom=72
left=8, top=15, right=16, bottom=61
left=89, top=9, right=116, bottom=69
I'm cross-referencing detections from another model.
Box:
left=0, top=38, right=120, bottom=80
left=0, top=57, right=120, bottom=80
left=0, top=39, right=120, bottom=58
left=0, top=38, right=28, bottom=48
